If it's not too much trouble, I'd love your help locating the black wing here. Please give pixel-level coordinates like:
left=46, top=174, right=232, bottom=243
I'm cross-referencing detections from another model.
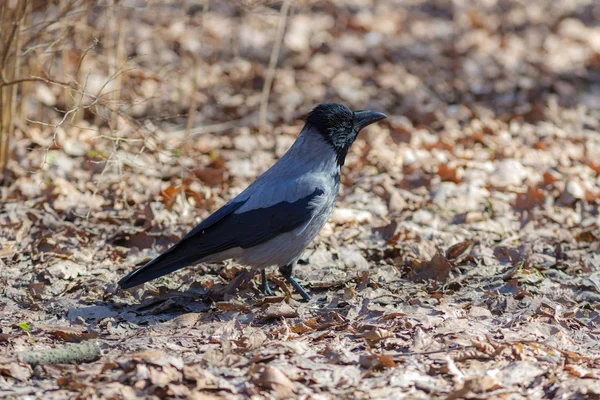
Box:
left=118, top=188, right=323, bottom=289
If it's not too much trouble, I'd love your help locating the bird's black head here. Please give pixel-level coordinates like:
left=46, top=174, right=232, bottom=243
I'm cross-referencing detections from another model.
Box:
left=305, top=103, right=387, bottom=165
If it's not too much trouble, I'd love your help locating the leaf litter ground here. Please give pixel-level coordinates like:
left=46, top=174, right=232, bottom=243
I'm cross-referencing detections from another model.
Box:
left=1, top=0, right=600, bottom=398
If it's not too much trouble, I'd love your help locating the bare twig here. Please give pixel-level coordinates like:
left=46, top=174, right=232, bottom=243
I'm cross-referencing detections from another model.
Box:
left=0, top=75, right=72, bottom=88
left=184, top=0, right=210, bottom=141
left=258, top=0, right=292, bottom=133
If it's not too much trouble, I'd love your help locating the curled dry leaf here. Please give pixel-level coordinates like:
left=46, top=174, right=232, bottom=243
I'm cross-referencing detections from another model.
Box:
left=471, top=340, right=497, bottom=356
left=446, top=240, right=474, bottom=260
left=290, top=321, right=314, bottom=334
left=148, top=365, right=182, bottom=387
left=260, top=301, right=298, bottom=320
left=358, top=353, right=396, bottom=370
left=361, top=327, right=393, bottom=343
left=160, top=186, right=182, bottom=208
left=447, top=375, right=500, bottom=400
left=169, top=313, right=201, bottom=328
left=126, top=352, right=184, bottom=370
left=48, top=326, right=99, bottom=343
left=408, top=251, right=452, bottom=283
left=0, top=357, right=32, bottom=381
left=234, top=328, right=267, bottom=350
left=253, top=366, right=295, bottom=397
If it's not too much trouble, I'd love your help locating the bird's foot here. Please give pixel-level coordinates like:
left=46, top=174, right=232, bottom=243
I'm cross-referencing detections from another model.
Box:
left=262, top=283, right=275, bottom=297
left=285, top=275, right=311, bottom=302
left=279, top=263, right=311, bottom=302
left=261, top=269, right=275, bottom=296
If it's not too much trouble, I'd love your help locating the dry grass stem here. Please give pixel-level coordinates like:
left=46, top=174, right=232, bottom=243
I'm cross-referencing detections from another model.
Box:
left=258, top=0, right=292, bottom=133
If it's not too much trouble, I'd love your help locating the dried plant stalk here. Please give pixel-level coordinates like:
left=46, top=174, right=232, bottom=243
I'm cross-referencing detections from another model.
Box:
left=0, top=0, right=29, bottom=181
left=258, top=0, right=292, bottom=133
left=185, top=0, right=210, bottom=141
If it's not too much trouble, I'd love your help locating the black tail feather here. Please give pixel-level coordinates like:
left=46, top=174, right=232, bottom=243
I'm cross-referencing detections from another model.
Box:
left=118, top=246, right=196, bottom=289
left=118, top=199, right=247, bottom=289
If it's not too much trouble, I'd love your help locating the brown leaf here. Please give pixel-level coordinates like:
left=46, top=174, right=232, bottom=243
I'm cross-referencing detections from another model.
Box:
left=50, top=328, right=98, bottom=343
left=290, top=321, right=314, bottom=334
left=514, top=187, right=545, bottom=211
left=389, top=126, right=411, bottom=144
left=379, top=312, right=407, bottom=321
left=372, top=221, right=398, bottom=242
left=361, top=327, right=393, bottom=343
left=446, top=240, right=473, bottom=260
left=148, top=365, right=182, bottom=387
left=214, top=301, right=252, bottom=313
left=543, top=170, right=560, bottom=185
left=377, top=354, right=397, bottom=369
left=575, top=231, right=597, bottom=243
left=447, top=376, right=500, bottom=399
left=565, top=365, right=600, bottom=379
left=260, top=301, right=298, bottom=320
left=358, top=353, right=396, bottom=370
left=160, top=185, right=182, bottom=208
left=438, top=164, right=460, bottom=183
left=192, top=168, right=227, bottom=186
left=0, top=357, right=32, bottom=381
left=472, top=340, right=497, bottom=356
left=128, top=352, right=184, bottom=370
left=36, top=325, right=98, bottom=343
left=170, top=313, right=201, bottom=328
left=234, top=328, right=267, bottom=350
left=408, top=252, right=452, bottom=283
left=254, top=367, right=295, bottom=397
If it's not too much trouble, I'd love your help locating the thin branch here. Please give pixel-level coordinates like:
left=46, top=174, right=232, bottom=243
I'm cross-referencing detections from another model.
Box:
left=184, top=0, right=209, bottom=141
left=0, top=75, right=72, bottom=88
left=258, top=0, right=292, bottom=133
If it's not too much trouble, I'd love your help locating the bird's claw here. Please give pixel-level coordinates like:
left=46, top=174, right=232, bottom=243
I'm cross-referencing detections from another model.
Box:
left=261, top=269, right=276, bottom=296
left=279, top=263, right=311, bottom=302
left=285, top=275, right=311, bottom=302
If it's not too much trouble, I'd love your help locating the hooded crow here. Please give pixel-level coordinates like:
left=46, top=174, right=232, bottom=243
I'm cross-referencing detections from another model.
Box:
left=118, top=103, right=386, bottom=301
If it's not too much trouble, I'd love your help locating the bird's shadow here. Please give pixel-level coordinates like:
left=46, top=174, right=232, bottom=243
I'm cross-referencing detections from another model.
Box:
left=66, top=271, right=258, bottom=328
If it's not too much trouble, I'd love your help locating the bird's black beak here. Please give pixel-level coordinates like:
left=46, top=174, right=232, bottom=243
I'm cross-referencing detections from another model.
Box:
left=353, top=110, right=387, bottom=131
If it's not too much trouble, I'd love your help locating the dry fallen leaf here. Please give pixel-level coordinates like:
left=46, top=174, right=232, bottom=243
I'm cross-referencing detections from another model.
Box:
left=169, top=313, right=201, bottom=328
left=253, top=366, right=295, bottom=397
left=358, top=353, right=396, bottom=370
left=0, top=357, right=32, bottom=381
left=514, top=187, right=546, bottom=211
left=408, top=251, right=452, bottom=283
left=260, top=301, right=298, bottom=320
left=48, top=327, right=99, bottom=343
left=446, top=240, right=474, bottom=260
left=214, top=301, right=252, bottom=313
left=361, top=327, right=393, bottom=344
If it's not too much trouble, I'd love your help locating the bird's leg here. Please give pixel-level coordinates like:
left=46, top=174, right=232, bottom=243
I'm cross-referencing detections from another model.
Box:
left=279, top=263, right=311, bottom=302
left=261, top=269, right=275, bottom=296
